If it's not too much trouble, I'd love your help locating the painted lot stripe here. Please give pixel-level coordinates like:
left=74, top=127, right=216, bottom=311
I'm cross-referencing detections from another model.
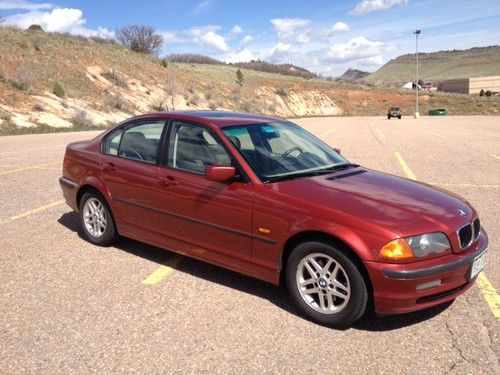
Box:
left=476, top=273, right=500, bottom=319
left=374, top=127, right=385, bottom=139
left=0, top=200, right=65, bottom=224
left=0, top=162, right=60, bottom=176
left=143, top=255, right=183, bottom=285
left=394, top=152, right=417, bottom=180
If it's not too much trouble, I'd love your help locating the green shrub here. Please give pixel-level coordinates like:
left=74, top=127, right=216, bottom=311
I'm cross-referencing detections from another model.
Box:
left=276, top=88, right=288, bottom=98
left=485, top=90, right=492, bottom=97
left=28, top=24, right=43, bottom=32
left=236, top=69, right=243, bottom=86
left=53, top=81, right=65, bottom=98
left=479, top=89, right=485, bottom=97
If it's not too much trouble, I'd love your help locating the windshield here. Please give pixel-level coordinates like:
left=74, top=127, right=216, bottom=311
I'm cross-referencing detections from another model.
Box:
left=222, top=121, right=350, bottom=182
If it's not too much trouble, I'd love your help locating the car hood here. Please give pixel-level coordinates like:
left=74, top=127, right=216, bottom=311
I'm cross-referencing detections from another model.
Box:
left=267, top=168, right=474, bottom=237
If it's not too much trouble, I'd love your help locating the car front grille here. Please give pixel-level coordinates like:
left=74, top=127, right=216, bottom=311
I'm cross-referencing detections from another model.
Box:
left=457, top=218, right=480, bottom=249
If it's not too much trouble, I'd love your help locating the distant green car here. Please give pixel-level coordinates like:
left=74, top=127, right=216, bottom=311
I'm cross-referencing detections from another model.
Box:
left=428, top=108, right=447, bottom=116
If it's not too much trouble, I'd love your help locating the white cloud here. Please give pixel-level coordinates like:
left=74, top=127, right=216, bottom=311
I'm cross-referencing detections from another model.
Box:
left=187, top=25, right=229, bottom=52
left=225, top=48, right=255, bottom=63
left=331, top=21, right=350, bottom=33
left=200, top=31, right=229, bottom=52
left=350, top=0, right=408, bottom=16
left=267, top=42, right=291, bottom=62
left=0, top=0, right=52, bottom=10
left=5, top=8, right=85, bottom=32
left=231, top=25, right=243, bottom=34
left=3, top=7, right=114, bottom=38
left=325, top=36, right=386, bottom=62
left=240, top=34, right=253, bottom=46
left=160, top=31, right=180, bottom=44
left=270, top=18, right=311, bottom=40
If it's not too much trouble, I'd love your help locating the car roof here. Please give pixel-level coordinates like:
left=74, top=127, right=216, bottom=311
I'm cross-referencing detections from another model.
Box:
left=130, top=111, right=284, bottom=128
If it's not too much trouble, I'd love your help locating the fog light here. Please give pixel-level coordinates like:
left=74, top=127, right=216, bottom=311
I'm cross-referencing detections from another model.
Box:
left=416, top=279, right=441, bottom=291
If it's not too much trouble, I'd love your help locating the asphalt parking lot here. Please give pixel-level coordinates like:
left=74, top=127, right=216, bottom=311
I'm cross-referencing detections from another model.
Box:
left=0, top=116, right=498, bottom=374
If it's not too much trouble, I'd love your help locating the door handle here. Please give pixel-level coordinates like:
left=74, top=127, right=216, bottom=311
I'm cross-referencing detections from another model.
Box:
left=159, top=175, right=178, bottom=187
left=103, top=162, right=116, bottom=172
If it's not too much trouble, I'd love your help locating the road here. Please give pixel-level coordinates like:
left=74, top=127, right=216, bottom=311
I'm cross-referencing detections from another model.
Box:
left=0, top=116, right=498, bottom=374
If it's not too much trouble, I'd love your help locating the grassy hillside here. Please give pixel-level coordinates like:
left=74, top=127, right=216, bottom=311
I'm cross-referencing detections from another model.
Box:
left=366, top=46, right=500, bottom=83
left=0, top=28, right=498, bottom=135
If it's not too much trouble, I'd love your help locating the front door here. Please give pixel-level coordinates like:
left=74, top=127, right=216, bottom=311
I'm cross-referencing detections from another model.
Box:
left=157, top=120, right=254, bottom=263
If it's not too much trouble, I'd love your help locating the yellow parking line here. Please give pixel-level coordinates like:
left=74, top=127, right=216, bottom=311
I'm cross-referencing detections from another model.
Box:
left=395, top=152, right=417, bottom=180
left=490, top=155, right=500, bottom=160
left=374, top=127, right=385, bottom=139
left=476, top=273, right=500, bottom=319
left=0, top=162, right=59, bottom=176
left=143, top=255, right=183, bottom=285
left=7, top=200, right=65, bottom=222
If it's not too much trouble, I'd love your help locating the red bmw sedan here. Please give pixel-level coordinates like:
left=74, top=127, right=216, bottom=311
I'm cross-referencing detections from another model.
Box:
left=60, top=111, right=488, bottom=328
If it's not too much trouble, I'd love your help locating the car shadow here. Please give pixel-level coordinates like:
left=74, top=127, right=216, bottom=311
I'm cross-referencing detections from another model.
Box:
left=57, top=211, right=453, bottom=331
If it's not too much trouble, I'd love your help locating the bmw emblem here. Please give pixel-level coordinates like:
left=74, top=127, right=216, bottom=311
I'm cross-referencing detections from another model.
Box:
left=457, top=209, right=466, bottom=216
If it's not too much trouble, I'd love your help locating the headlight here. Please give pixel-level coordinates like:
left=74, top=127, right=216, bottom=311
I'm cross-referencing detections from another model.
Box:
left=406, top=232, right=450, bottom=257
left=380, top=232, right=450, bottom=260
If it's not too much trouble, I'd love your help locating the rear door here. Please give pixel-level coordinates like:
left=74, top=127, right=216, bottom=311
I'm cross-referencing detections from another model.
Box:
left=101, top=120, right=166, bottom=233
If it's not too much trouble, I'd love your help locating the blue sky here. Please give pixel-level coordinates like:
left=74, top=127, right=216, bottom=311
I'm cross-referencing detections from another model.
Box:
left=1, top=0, right=499, bottom=75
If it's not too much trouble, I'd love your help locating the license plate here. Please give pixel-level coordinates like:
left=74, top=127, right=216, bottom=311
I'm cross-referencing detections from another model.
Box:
left=470, top=251, right=487, bottom=280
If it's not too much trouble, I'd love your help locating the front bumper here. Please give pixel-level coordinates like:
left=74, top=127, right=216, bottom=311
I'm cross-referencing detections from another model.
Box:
left=365, top=229, right=488, bottom=315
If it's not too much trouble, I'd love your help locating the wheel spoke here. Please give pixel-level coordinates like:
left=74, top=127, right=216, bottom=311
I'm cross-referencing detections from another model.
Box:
left=322, top=258, right=334, bottom=273
left=303, top=287, right=320, bottom=295
left=318, top=293, right=326, bottom=310
left=332, top=288, right=350, bottom=300
left=299, top=278, right=316, bottom=288
left=303, top=261, right=317, bottom=278
left=309, top=258, right=323, bottom=273
left=326, top=293, right=334, bottom=309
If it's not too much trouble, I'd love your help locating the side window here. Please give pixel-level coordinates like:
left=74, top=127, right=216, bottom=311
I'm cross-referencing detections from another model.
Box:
left=118, top=121, right=164, bottom=163
left=103, top=128, right=123, bottom=156
left=168, top=122, right=231, bottom=173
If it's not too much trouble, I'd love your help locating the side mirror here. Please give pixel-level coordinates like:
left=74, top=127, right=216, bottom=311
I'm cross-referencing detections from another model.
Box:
left=334, top=148, right=342, bottom=155
left=205, top=166, right=236, bottom=183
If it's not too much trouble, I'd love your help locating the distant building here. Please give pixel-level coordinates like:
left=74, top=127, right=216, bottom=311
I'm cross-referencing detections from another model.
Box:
left=440, top=76, right=500, bottom=94
left=402, top=82, right=421, bottom=90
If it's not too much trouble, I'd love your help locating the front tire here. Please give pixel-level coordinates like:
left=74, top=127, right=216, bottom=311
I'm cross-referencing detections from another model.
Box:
left=79, top=192, right=117, bottom=246
left=286, top=242, right=368, bottom=328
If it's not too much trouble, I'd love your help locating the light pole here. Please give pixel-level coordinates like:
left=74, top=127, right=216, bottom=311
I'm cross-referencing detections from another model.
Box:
left=414, top=29, right=421, bottom=118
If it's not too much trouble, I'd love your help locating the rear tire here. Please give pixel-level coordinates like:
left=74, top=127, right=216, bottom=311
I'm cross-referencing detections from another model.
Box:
left=79, top=191, right=117, bottom=246
left=387, top=115, right=391, bottom=120
left=286, top=241, right=368, bottom=328
left=398, top=115, right=402, bottom=119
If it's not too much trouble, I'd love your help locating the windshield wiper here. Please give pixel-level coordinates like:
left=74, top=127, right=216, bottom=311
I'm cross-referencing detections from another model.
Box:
left=318, top=163, right=359, bottom=172
left=263, top=163, right=360, bottom=183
